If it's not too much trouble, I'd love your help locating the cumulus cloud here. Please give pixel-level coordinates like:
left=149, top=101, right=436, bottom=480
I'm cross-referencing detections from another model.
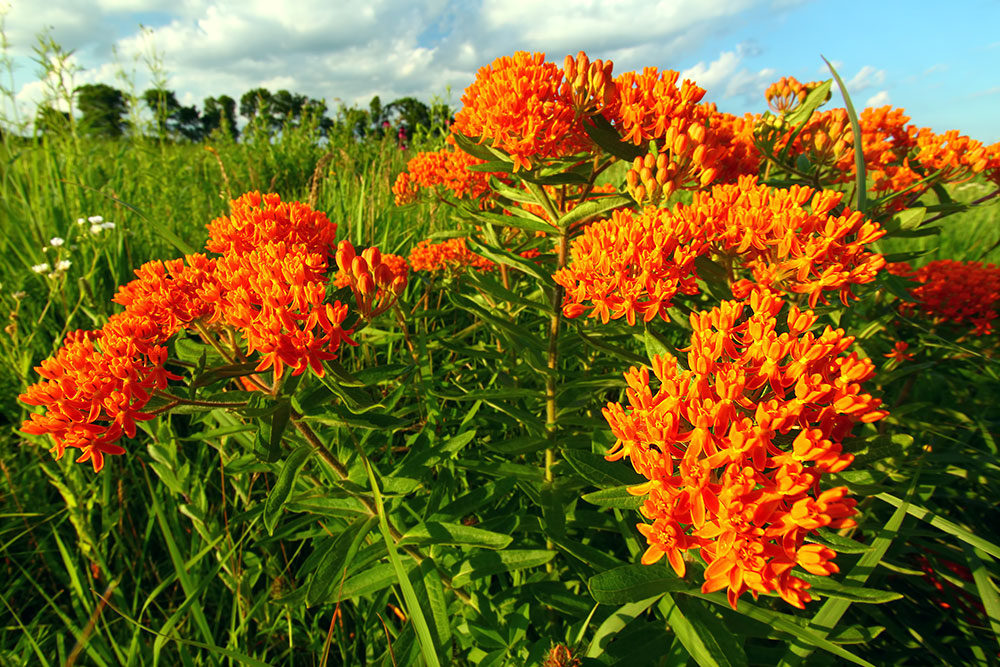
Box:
left=865, top=90, right=890, bottom=107
left=4, top=0, right=780, bottom=122
left=680, top=44, right=775, bottom=104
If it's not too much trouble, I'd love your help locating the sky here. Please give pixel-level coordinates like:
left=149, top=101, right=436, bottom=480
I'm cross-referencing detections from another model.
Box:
left=2, top=0, right=998, bottom=142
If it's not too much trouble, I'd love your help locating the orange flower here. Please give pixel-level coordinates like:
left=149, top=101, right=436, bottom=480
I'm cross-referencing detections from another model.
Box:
left=452, top=51, right=594, bottom=172
left=556, top=177, right=885, bottom=323
left=764, top=76, right=825, bottom=114
left=392, top=143, right=504, bottom=208
left=884, top=341, right=914, bottom=363
left=603, top=290, right=885, bottom=608
left=553, top=207, right=703, bottom=325
left=21, top=193, right=358, bottom=470
left=408, top=237, right=495, bottom=275
left=892, top=260, right=1000, bottom=336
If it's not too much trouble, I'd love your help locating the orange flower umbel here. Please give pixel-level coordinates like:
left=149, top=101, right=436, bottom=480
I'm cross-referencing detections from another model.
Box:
left=553, top=207, right=704, bottom=324
left=603, top=290, right=887, bottom=609
left=21, top=192, right=359, bottom=470
left=556, top=177, right=885, bottom=324
left=408, top=237, right=494, bottom=276
left=392, top=143, right=503, bottom=208
left=764, top=76, right=827, bottom=114
left=452, top=51, right=595, bottom=172
left=890, top=260, right=1000, bottom=336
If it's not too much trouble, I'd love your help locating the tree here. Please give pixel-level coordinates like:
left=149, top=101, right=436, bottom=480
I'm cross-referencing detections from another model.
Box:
left=75, top=83, right=128, bottom=138
left=202, top=95, right=239, bottom=140
left=142, top=88, right=204, bottom=141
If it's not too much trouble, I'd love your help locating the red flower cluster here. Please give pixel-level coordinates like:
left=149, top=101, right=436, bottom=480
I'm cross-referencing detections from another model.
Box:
left=603, top=290, right=886, bottom=608
left=20, top=193, right=359, bottom=471
left=408, top=237, right=495, bottom=275
left=557, top=177, right=885, bottom=324
left=889, top=260, right=1000, bottom=336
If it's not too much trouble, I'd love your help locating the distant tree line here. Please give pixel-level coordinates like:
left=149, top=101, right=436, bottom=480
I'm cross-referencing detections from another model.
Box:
left=33, top=83, right=452, bottom=143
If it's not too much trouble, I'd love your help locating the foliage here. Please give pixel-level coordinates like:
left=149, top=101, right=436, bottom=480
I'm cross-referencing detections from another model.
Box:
left=2, top=46, right=1000, bottom=667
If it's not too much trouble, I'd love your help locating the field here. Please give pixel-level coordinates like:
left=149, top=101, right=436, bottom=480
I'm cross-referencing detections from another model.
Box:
left=1, top=55, right=1000, bottom=667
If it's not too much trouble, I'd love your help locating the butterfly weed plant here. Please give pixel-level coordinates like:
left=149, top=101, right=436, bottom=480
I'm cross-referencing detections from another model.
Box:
left=9, top=49, right=1000, bottom=666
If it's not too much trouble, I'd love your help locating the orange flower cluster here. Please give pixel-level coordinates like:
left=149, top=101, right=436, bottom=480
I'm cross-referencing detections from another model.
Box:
left=392, top=144, right=502, bottom=207
left=613, top=68, right=726, bottom=201
left=603, top=290, right=887, bottom=609
left=764, top=77, right=826, bottom=114
left=553, top=207, right=703, bottom=324
left=557, top=177, right=885, bottom=324
left=334, top=242, right=408, bottom=318
left=695, top=177, right=886, bottom=307
left=408, top=237, right=494, bottom=275
left=20, top=193, right=358, bottom=471
left=889, top=260, right=1000, bottom=336
left=452, top=51, right=594, bottom=172
left=774, top=104, right=996, bottom=212
left=705, top=108, right=762, bottom=184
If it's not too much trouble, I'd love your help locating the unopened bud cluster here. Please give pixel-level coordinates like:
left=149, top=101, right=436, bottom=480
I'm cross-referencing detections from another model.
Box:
left=335, top=241, right=408, bottom=319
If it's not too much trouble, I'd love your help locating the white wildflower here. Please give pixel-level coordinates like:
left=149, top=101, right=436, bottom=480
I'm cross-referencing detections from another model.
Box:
left=90, top=224, right=104, bottom=235
left=88, top=215, right=104, bottom=224
left=101, top=221, right=116, bottom=230
left=31, top=263, right=50, bottom=274
left=55, top=260, right=71, bottom=271
left=49, top=236, right=65, bottom=247
left=76, top=217, right=86, bottom=225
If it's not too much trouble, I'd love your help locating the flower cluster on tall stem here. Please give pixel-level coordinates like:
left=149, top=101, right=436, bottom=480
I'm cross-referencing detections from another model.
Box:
left=603, top=289, right=887, bottom=608
left=20, top=192, right=359, bottom=470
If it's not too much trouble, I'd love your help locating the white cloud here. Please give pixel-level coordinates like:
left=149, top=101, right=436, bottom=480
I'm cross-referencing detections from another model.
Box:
left=865, top=90, right=890, bottom=107
left=680, top=45, right=775, bottom=104
left=2, top=0, right=788, bottom=125
left=846, top=65, right=885, bottom=92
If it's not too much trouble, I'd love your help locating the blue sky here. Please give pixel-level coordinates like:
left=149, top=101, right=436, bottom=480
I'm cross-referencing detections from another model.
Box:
left=2, top=0, right=998, bottom=142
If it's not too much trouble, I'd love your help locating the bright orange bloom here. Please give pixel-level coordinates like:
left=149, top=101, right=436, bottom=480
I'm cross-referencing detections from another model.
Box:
left=556, top=177, right=885, bottom=324
left=884, top=341, right=914, bottom=363
left=452, top=51, right=594, bottom=172
left=408, top=237, right=495, bottom=275
left=890, top=260, right=1000, bottom=336
left=553, top=207, right=703, bottom=325
left=764, top=76, right=826, bottom=114
left=392, top=143, right=504, bottom=208
left=21, top=192, right=357, bottom=470
left=603, top=290, right=886, bottom=608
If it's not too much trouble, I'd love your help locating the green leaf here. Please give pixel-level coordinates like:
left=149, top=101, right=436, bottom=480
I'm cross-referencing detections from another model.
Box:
left=964, top=545, right=1000, bottom=651
left=583, top=114, right=645, bottom=162
left=562, top=450, right=644, bottom=488
left=876, top=492, right=1000, bottom=560
left=586, top=597, right=660, bottom=658
left=399, top=521, right=513, bottom=550
left=451, top=550, right=556, bottom=588
left=255, top=399, right=291, bottom=463
left=659, top=594, right=748, bottom=667
left=823, top=58, right=866, bottom=214
left=263, top=444, right=312, bottom=535
left=339, top=562, right=397, bottom=598
left=644, top=326, right=672, bottom=363
left=554, top=194, right=633, bottom=231
left=588, top=564, right=697, bottom=604
left=581, top=485, right=645, bottom=510
left=796, top=574, right=902, bottom=603
left=306, top=515, right=378, bottom=606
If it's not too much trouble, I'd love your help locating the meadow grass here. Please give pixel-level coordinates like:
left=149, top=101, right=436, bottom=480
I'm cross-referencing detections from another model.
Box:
left=1, top=121, right=998, bottom=665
